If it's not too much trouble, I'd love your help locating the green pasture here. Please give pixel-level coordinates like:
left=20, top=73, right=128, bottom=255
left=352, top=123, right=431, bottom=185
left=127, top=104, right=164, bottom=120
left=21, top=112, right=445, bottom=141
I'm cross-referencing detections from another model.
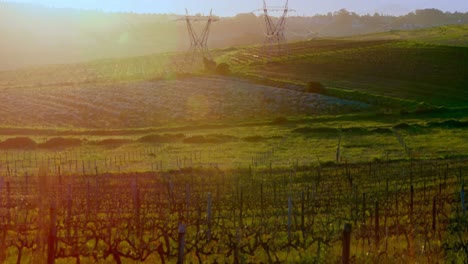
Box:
left=0, top=116, right=466, bottom=174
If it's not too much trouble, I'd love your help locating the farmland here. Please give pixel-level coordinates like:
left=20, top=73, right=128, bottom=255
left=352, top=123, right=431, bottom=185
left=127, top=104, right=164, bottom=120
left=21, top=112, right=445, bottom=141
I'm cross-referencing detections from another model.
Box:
left=0, top=76, right=366, bottom=128
left=0, top=24, right=467, bottom=263
left=0, top=158, right=466, bottom=263
left=224, top=40, right=468, bottom=107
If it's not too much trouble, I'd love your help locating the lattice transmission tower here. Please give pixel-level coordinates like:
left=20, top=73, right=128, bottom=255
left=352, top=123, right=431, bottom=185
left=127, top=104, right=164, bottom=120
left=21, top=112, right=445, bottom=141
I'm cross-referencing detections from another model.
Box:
left=258, top=0, right=293, bottom=58
left=177, top=9, right=218, bottom=66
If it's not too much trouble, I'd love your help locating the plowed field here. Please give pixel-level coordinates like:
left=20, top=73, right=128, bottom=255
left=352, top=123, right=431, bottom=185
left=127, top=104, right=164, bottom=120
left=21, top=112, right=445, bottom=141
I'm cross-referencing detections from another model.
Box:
left=0, top=76, right=367, bottom=128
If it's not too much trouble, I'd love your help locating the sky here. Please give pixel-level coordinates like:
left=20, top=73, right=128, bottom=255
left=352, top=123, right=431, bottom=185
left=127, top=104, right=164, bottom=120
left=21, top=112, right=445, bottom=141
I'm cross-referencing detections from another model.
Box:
left=4, top=0, right=468, bottom=16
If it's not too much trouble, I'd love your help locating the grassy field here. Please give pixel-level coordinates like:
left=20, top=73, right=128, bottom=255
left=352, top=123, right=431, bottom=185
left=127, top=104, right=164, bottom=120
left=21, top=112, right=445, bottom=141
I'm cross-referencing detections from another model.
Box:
left=219, top=25, right=468, bottom=108
left=228, top=42, right=467, bottom=107
left=346, top=24, right=468, bottom=46
left=0, top=116, right=466, bottom=175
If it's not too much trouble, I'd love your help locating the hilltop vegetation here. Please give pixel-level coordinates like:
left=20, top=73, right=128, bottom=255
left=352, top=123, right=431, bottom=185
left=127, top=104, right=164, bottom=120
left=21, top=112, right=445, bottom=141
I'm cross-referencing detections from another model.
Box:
left=346, top=24, right=468, bottom=46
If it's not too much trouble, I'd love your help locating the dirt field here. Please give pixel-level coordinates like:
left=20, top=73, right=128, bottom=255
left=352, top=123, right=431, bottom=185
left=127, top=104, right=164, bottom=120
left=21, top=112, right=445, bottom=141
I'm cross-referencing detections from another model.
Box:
left=0, top=76, right=367, bottom=128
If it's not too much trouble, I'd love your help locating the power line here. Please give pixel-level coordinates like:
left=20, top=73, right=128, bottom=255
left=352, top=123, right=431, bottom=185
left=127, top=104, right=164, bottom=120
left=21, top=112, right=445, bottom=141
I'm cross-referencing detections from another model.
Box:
left=255, top=0, right=294, bottom=59
left=176, top=9, right=219, bottom=66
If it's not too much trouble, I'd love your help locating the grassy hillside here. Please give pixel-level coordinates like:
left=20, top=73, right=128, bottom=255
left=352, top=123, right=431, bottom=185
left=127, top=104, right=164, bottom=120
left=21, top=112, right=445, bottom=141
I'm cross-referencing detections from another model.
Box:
left=222, top=25, right=468, bottom=108
left=0, top=25, right=466, bottom=112
left=0, top=23, right=465, bottom=168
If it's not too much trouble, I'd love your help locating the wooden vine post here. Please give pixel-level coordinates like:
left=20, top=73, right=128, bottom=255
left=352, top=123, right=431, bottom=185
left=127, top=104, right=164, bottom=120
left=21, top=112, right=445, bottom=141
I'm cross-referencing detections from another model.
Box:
left=410, top=185, right=414, bottom=219
left=432, top=196, right=436, bottom=231
left=461, top=177, right=466, bottom=216
left=342, top=223, right=352, bottom=264
left=287, top=196, right=292, bottom=243
left=6, top=182, right=11, bottom=222
left=47, top=205, right=57, bottom=264
left=133, top=182, right=141, bottom=240
left=207, top=192, right=212, bottom=242
left=66, top=184, right=72, bottom=242
left=375, top=200, right=380, bottom=248
left=177, top=224, right=186, bottom=264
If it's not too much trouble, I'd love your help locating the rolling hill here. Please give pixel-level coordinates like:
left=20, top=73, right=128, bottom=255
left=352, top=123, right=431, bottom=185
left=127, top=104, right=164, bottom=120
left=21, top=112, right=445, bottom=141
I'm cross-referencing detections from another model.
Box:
left=0, top=24, right=466, bottom=131
left=1, top=2, right=467, bottom=70
left=223, top=25, right=468, bottom=108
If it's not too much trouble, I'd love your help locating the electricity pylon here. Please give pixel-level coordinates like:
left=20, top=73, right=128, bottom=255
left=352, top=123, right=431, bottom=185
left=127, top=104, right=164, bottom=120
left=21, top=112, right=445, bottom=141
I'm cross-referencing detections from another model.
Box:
left=258, top=0, right=293, bottom=59
left=178, top=9, right=218, bottom=66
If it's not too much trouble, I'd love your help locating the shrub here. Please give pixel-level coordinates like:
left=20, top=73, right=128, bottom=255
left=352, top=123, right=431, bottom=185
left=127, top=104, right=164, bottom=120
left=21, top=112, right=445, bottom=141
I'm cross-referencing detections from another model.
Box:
left=306, top=81, right=325, bottom=94
left=216, top=63, right=230, bottom=75
left=203, top=57, right=217, bottom=72
left=321, top=161, right=336, bottom=167
left=414, top=102, right=434, bottom=114
left=272, top=116, right=289, bottom=125
left=393, top=123, right=411, bottom=129
left=372, top=157, right=383, bottom=163
left=400, top=109, right=410, bottom=115
left=138, top=134, right=185, bottom=143
left=243, top=136, right=267, bottom=142
left=183, top=134, right=237, bottom=144
left=342, top=127, right=367, bottom=134
left=38, top=137, right=82, bottom=149
left=92, top=139, right=131, bottom=147
left=427, top=120, right=468, bottom=129
left=292, top=126, right=337, bottom=134
left=0, top=137, right=37, bottom=149
left=370, top=128, right=393, bottom=134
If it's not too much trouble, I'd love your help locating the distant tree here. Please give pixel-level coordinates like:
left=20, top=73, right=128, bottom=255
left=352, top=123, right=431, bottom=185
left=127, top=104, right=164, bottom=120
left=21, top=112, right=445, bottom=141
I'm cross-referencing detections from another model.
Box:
left=413, top=8, right=446, bottom=25
left=334, top=9, right=350, bottom=17
left=234, top=13, right=257, bottom=20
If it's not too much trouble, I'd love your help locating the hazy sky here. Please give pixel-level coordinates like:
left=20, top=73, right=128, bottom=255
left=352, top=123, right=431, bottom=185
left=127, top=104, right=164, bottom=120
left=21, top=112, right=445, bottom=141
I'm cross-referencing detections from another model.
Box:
left=5, top=0, right=468, bottom=16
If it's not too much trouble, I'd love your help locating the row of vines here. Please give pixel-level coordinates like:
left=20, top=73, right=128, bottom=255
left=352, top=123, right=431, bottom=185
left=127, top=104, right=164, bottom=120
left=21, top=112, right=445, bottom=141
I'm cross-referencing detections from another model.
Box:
left=0, top=158, right=466, bottom=263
